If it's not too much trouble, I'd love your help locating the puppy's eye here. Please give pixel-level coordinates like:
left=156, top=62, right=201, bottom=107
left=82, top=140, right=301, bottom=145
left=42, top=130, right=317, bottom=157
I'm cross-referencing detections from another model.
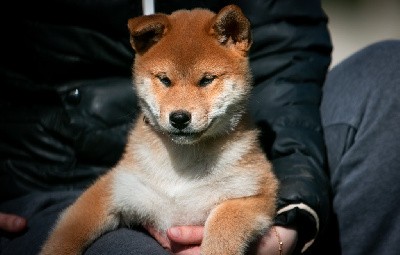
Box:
left=157, top=75, right=172, bottom=87
left=199, top=75, right=216, bottom=87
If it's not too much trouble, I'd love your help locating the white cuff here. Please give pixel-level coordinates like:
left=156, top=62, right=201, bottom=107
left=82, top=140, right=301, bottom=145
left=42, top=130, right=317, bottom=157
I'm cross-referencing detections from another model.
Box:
left=277, top=203, right=319, bottom=253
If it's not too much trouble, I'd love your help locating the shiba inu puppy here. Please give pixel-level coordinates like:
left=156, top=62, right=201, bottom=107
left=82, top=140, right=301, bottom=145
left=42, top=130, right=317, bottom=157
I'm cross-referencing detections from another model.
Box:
left=40, top=5, right=278, bottom=255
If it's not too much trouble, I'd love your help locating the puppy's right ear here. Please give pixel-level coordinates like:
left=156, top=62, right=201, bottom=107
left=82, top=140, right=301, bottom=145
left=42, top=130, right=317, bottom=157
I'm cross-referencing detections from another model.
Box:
left=127, top=14, right=170, bottom=55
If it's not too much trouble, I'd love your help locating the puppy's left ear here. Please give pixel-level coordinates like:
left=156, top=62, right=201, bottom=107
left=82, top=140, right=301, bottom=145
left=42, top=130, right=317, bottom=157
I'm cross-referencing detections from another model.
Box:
left=210, top=5, right=252, bottom=53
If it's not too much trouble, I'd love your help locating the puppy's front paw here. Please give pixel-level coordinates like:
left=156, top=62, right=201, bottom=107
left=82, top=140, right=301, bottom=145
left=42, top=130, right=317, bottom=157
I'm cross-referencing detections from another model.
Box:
left=201, top=238, right=247, bottom=255
left=201, top=196, right=275, bottom=255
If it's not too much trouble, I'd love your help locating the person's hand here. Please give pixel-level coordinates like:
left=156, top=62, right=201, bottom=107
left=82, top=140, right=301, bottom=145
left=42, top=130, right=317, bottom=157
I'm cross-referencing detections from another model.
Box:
left=256, top=226, right=298, bottom=255
left=147, top=225, right=297, bottom=255
left=146, top=225, right=203, bottom=255
left=0, top=212, right=27, bottom=233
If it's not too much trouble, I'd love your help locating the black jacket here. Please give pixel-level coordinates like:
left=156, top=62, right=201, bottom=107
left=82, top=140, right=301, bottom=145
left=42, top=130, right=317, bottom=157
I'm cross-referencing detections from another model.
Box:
left=0, top=0, right=332, bottom=252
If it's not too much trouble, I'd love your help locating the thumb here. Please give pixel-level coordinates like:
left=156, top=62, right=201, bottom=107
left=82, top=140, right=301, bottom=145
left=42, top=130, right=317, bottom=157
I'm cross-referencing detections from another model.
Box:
left=167, top=226, right=204, bottom=245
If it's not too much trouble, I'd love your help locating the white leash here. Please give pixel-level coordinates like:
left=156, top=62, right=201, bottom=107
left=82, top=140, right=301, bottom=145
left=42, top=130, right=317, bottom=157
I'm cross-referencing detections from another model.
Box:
left=142, top=0, right=155, bottom=15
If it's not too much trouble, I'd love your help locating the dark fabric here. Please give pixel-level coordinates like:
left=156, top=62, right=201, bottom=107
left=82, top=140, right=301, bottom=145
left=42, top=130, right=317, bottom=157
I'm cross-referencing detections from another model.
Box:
left=0, top=0, right=141, bottom=199
left=0, top=192, right=167, bottom=255
left=85, top=228, right=168, bottom=255
left=0, top=0, right=332, bottom=252
left=244, top=0, right=332, bottom=246
left=320, top=40, right=400, bottom=255
left=0, top=192, right=79, bottom=255
left=0, top=78, right=138, bottom=199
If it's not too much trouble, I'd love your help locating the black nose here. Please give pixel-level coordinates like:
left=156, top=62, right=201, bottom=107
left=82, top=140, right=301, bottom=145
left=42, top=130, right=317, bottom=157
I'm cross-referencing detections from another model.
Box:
left=169, top=110, right=191, bottom=130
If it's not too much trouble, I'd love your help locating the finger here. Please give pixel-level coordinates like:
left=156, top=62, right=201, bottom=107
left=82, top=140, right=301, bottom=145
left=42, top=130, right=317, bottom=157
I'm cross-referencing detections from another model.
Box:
left=167, top=226, right=204, bottom=245
left=144, top=225, right=172, bottom=249
left=0, top=213, right=27, bottom=233
left=257, top=227, right=278, bottom=254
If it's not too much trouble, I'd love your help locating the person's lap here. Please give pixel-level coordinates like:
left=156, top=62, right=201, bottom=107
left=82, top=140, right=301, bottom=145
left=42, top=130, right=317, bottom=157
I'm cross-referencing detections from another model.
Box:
left=0, top=191, right=167, bottom=255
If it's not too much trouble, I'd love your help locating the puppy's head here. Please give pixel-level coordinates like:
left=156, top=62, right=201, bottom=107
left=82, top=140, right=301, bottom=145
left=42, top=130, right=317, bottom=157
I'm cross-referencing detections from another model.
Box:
left=128, top=5, right=252, bottom=145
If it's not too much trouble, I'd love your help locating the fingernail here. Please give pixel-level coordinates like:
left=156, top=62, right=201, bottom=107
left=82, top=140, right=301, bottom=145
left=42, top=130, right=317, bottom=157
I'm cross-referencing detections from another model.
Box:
left=169, top=227, right=181, bottom=238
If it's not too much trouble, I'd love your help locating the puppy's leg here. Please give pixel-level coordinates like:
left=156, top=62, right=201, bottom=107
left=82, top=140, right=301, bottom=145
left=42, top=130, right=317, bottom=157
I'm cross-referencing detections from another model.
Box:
left=40, top=173, right=119, bottom=255
left=201, top=193, right=276, bottom=255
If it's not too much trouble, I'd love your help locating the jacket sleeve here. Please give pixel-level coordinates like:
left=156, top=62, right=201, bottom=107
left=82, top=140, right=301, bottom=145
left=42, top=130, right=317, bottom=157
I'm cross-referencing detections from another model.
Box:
left=0, top=0, right=139, bottom=199
left=237, top=0, right=333, bottom=252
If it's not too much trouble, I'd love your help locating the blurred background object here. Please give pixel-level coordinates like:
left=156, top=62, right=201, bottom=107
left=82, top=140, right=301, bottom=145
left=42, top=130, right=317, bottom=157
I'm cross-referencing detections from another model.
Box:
left=322, top=0, right=400, bottom=67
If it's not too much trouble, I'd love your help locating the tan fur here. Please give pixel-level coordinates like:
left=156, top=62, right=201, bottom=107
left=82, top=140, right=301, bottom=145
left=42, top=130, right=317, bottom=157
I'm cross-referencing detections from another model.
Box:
left=40, top=174, right=118, bottom=254
left=41, top=5, right=278, bottom=255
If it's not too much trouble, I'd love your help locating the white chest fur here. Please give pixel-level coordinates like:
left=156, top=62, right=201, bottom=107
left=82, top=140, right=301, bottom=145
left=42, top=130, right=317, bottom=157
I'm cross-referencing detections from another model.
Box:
left=110, top=127, right=263, bottom=231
